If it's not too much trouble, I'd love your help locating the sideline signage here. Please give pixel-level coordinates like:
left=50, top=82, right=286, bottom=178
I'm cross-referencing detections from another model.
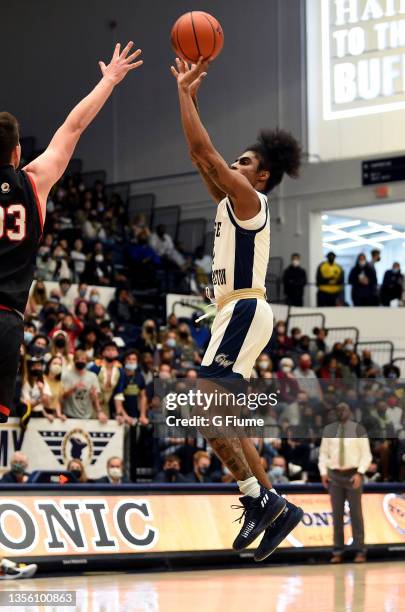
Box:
left=362, top=155, right=405, bottom=184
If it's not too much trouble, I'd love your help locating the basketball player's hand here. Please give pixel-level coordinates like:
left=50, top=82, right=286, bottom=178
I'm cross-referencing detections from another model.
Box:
left=171, top=57, right=209, bottom=91
left=99, top=42, right=143, bottom=85
left=321, top=475, right=329, bottom=489
left=351, top=473, right=362, bottom=489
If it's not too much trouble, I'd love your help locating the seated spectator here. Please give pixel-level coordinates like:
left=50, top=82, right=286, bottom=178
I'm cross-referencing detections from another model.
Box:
left=176, top=323, right=201, bottom=368
left=21, top=357, right=52, bottom=421
left=96, top=457, right=130, bottom=484
left=108, top=288, right=140, bottom=328
left=385, top=396, right=403, bottom=433
left=27, top=280, right=48, bottom=315
left=0, top=452, right=30, bottom=483
left=276, top=357, right=299, bottom=403
left=254, top=353, right=273, bottom=378
left=23, top=321, right=37, bottom=347
left=349, top=253, right=375, bottom=306
left=117, top=350, right=149, bottom=426
left=279, top=390, right=309, bottom=427
left=67, top=459, right=91, bottom=483
left=341, top=352, right=361, bottom=383
left=44, top=356, right=67, bottom=421
left=153, top=454, right=188, bottom=483
left=360, top=349, right=381, bottom=378
left=380, top=263, right=403, bottom=306
left=75, top=300, right=90, bottom=324
left=59, top=278, right=75, bottom=311
left=62, top=350, right=107, bottom=422
left=89, top=342, right=125, bottom=419
left=268, top=455, right=289, bottom=484
left=70, top=239, right=87, bottom=282
left=150, top=224, right=185, bottom=269
left=318, top=356, right=343, bottom=382
left=29, top=333, right=50, bottom=360
left=293, top=354, right=323, bottom=400
left=135, top=320, right=158, bottom=355
left=89, top=301, right=109, bottom=327
left=140, top=351, right=155, bottom=386
left=186, top=450, right=212, bottom=483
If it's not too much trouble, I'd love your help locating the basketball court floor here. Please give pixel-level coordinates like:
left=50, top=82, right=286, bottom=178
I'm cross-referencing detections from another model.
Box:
left=5, top=561, right=404, bottom=612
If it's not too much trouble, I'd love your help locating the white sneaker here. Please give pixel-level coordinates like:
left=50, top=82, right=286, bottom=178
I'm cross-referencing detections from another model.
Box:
left=0, top=558, right=38, bottom=580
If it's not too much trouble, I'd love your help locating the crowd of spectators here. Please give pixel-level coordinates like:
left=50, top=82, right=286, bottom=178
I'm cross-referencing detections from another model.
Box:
left=2, top=171, right=405, bottom=487
left=283, top=250, right=404, bottom=307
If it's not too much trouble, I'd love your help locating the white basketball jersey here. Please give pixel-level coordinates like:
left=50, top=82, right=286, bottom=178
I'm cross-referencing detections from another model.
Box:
left=211, top=191, right=270, bottom=300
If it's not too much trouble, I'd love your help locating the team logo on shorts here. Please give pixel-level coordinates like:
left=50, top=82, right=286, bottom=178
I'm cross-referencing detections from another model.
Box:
left=214, top=353, right=234, bottom=368
left=382, top=493, right=405, bottom=535
left=1, top=182, right=10, bottom=193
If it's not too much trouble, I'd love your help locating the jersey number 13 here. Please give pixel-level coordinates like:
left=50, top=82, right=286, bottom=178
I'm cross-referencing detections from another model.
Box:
left=0, top=205, right=26, bottom=241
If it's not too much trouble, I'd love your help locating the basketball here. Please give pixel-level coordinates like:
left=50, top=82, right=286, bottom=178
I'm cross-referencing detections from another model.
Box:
left=171, top=11, right=224, bottom=63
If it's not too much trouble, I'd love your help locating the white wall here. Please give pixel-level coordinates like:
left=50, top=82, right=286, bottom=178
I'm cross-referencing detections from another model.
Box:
left=1, top=0, right=306, bottom=182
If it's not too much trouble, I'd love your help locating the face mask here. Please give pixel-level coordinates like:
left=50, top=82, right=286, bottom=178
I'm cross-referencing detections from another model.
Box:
left=271, top=466, right=284, bottom=477
left=258, top=360, right=270, bottom=370
left=54, top=338, right=66, bottom=349
left=166, top=338, right=177, bottom=348
left=109, top=467, right=122, bottom=480
left=159, top=372, right=171, bottom=380
left=179, top=331, right=188, bottom=339
left=50, top=364, right=62, bottom=376
left=34, top=346, right=47, bottom=357
left=125, top=362, right=138, bottom=372
left=393, top=268, right=400, bottom=274
left=75, top=362, right=86, bottom=371
left=95, top=254, right=104, bottom=263
left=198, top=466, right=209, bottom=475
left=104, top=355, right=116, bottom=363
left=292, top=260, right=300, bottom=267
left=300, top=363, right=310, bottom=371
left=90, top=295, right=99, bottom=304
left=24, top=331, right=34, bottom=344
left=79, top=289, right=87, bottom=297
left=70, top=469, right=82, bottom=479
left=145, top=326, right=155, bottom=334
left=164, top=468, right=179, bottom=478
left=327, top=256, right=335, bottom=264
left=282, top=366, right=292, bottom=373
left=345, top=344, right=354, bottom=352
left=30, top=369, right=43, bottom=378
left=11, top=462, right=25, bottom=474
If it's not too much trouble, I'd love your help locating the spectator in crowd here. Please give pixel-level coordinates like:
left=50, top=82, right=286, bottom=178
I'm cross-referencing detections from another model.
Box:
left=21, top=358, right=52, bottom=420
left=70, top=239, right=87, bottom=282
left=268, top=455, right=289, bottom=484
left=254, top=353, right=273, bottom=378
left=135, top=319, right=158, bottom=355
left=319, top=402, right=372, bottom=563
left=293, top=354, right=322, bottom=400
left=44, top=357, right=67, bottom=421
left=310, top=327, right=329, bottom=353
left=90, top=341, right=124, bottom=419
left=27, top=280, right=48, bottom=315
left=380, top=262, right=403, bottom=306
left=369, top=249, right=381, bottom=305
left=67, top=459, right=91, bottom=483
left=0, top=452, right=30, bottom=483
left=360, top=349, right=380, bottom=378
left=50, top=330, right=73, bottom=364
left=62, top=350, right=106, bottom=422
left=194, top=245, right=212, bottom=287
left=316, top=252, right=344, bottom=306
left=282, top=253, right=307, bottom=306
left=349, top=253, right=376, bottom=306
left=59, top=278, right=75, bottom=311
left=176, top=323, right=201, bottom=368
left=23, top=322, right=37, bottom=347
left=279, top=389, right=309, bottom=428
left=117, top=350, right=149, bottom=425
left=186, top=451, right=212, bottom=483
left=96, top=457, right=130, bottom=484
left=78, top=326, right=100, bottom=360
left=50, top=313, right=84, bottom=353
left=153, top=454, right=188, bottom=483
left=276, top=357, right=299, bottom=403
left=75, top=300, right=90, bottom=324
left=108, top=288, right=140, bottom=329
left=150, top=224, right=185, bottom=269
left=385, top=396, right=403, bottom=433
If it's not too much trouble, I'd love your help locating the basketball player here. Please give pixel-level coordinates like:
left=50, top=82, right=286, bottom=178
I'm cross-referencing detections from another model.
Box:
left=0, top=42, right=143, bottom=427
left=171, top=57, right=304, bottom=561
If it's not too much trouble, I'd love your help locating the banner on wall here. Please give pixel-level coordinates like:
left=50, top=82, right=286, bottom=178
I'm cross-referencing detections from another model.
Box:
left=21, top=419, right=125, bottom=479
left=0, top=419, right=25, bottom=477
left=0, top=491, right=403, bottom=559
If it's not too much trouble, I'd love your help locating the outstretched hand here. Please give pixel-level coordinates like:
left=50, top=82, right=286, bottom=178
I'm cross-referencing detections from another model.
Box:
left=171, top=57, right=209, bottom=96
left=99, top=42, right=143, bottom=85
